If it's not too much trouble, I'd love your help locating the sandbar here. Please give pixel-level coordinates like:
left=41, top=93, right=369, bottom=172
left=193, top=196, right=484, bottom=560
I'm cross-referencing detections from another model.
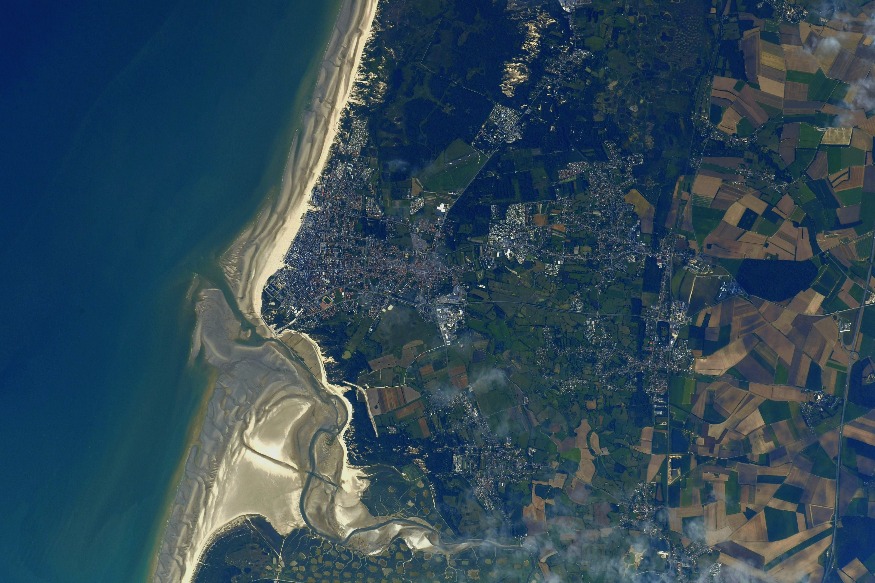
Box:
left=151, top=2, right=443, bottom=582
left=222, top=0, right=379, bottom=340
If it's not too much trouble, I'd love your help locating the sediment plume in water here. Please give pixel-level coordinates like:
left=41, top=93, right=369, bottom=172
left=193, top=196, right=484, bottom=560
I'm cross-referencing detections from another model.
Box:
left=152, top=289, right=438, bottom=583
left=152, top=2, right=457, bottom=580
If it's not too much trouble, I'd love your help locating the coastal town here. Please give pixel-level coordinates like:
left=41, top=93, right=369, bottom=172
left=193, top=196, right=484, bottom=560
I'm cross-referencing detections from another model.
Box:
left=199, top=0, right=875, bottom=581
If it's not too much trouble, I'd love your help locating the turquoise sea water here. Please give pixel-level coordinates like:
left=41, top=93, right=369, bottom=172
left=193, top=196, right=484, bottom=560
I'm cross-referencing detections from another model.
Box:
left=0, top=1, right=340, bottom=581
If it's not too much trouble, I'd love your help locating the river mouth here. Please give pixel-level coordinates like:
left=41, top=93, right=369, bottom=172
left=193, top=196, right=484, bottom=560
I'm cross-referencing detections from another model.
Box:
left=154, top=286, right=439, bottom=583
left=1, top=1, right=353, bottom=581
left=154, top=1, right=463, bottom=578
left=155, top=287, right=437, bottom=583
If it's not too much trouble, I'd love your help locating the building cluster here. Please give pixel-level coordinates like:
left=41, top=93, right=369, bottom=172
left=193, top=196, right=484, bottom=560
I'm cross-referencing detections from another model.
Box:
left=618, top=483, right=717, bottom=582
left=262, top=112, right=459, bottom=332
left=435, top=286, right=467, bottom=344
left=715, top=278, right=745, bottom=302
left=473, top=104, right=524, bottom=152
left=483, top=202, right=540, bottom=267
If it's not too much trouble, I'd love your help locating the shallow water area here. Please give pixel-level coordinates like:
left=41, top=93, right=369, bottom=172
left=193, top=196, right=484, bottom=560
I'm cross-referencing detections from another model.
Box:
left=155, top=286, right=441, bottom=583
left=0, top=1, right=340, bottom=581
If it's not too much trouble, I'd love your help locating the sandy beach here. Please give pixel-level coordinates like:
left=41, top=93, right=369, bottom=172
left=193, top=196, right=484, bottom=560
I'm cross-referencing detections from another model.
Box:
left=222, top=0, right=379, bottom=339
left=153, top=288, right=437, bottom=583
left=151, top=1, right=443, bottom=582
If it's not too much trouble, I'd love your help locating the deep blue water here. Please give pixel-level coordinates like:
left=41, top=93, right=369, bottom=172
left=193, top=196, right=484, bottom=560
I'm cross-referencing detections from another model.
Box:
left=0, top=1, right=340, bottom=580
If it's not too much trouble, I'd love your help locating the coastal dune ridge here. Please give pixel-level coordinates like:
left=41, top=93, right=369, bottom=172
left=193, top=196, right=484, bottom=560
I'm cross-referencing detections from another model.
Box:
left=152, top=1, right=445, bottom=582
left=222, top=0, right=377, bottom=340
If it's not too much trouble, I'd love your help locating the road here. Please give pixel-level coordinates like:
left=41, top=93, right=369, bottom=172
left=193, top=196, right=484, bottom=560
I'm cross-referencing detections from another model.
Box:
left=821, top=228, right=875, bottom=582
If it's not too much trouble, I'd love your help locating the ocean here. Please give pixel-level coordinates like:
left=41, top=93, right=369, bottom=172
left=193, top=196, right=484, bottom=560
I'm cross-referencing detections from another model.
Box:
left=0, top=1, right=340, bottom=581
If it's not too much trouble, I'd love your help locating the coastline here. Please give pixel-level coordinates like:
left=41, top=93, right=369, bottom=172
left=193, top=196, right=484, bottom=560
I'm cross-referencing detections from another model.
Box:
left=153, top=288, right=437, bottom=583
left=151, top=1, right=390, bottom=581
left=222, top=0, right=379, bottom=339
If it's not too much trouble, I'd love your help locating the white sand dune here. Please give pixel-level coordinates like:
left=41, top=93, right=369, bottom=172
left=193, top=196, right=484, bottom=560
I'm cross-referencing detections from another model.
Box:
left=151, top=2, right=445, bottom=582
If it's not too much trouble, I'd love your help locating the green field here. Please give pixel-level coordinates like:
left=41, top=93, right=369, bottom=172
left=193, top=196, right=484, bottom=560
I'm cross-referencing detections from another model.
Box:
left=798, top=123, right=823, bottom=149
left=419, top=139, right=488, bottom=193
left=759, top=400, right=791, bottom=423
left=764, top=506, right=799, bottom=541
left=802, top=442, right=836, bottom=478
left=692, top=206, right=725, bottom=246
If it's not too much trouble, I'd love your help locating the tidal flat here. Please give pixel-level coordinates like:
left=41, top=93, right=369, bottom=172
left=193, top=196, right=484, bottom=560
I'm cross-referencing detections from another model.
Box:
left=154, top=287, right=440, bottom=583
left=153, top=1, right=444, bottom=580
left=0, top=1, right=351, bottom=581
